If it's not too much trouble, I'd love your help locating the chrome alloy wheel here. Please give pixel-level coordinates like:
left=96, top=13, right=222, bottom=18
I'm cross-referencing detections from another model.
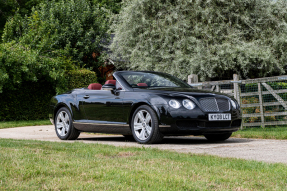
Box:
left=56, top=111, right=70, bottom=137
left=133, top=110, right=152, bottom=140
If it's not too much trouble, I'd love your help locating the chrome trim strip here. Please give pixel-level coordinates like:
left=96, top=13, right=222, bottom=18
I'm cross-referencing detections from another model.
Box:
left=74, top=122, right=129, bottom=126
left=159, top=125, right=170, bottom=128
left=214, top=97, right=219, bottom=111
left=74, top=122, right=171, bottom=128
left=74, top=120, right=129, bottom=126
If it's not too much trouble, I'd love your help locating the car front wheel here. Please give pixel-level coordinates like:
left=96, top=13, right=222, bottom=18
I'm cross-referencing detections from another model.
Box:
left=131, top=105, right=163, bottom=144
left=55, top=107, right=80, bottom=140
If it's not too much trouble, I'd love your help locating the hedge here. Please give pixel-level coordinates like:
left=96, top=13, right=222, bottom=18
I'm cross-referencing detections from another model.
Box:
left=0, top=69, right=97, bottom=121
left=0, top=79, right=55, bottom=121
left=65, top=69, right=97, bottom=90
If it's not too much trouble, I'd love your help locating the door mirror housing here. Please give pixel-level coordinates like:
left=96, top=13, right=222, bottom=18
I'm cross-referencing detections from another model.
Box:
left=102, top=83, right=116, bottom=91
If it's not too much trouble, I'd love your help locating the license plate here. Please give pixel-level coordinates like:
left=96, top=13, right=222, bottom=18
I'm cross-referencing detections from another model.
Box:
left=208, top=113, right=231, bottom=121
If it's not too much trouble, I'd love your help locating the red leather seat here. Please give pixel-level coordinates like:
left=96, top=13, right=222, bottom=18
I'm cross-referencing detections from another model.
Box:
left=88, top=83, right=102, bottom=90
left=105, top=80, right=116, bottom=86
left=137, top=83, right=148, bottom=87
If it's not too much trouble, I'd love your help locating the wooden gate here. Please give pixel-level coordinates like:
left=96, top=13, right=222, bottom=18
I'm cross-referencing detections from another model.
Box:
left=188, top=75, right=287, bottom=128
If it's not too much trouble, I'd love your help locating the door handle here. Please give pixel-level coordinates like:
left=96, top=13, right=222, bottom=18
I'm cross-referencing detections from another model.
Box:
left=83, top=95, right=90, bottom=99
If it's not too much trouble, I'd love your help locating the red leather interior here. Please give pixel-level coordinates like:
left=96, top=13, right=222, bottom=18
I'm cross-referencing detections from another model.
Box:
left=137, top=83, right=148, bottom=87
left=88, top=83, right=102, bottom=90
left=105, top=80, right=116, bottom=86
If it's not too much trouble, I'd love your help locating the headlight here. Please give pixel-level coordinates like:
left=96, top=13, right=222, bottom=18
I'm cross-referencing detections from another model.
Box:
left=169, top=99, right=181, bottom=109
left=230, top=100, right=237, bottom=109
left=182, top=99, right=195, bottom=110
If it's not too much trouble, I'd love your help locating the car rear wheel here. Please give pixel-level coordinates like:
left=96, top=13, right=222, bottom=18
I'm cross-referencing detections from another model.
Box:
left=131, top=105, right=163, bottom=144
left=55, top=107, right=80, bottom=140
left=204, top=132, right=232, bottom=142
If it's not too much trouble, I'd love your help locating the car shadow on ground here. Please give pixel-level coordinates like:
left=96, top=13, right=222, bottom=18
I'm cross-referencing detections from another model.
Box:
left=77, top=135, right=253, bottom=145
left=161, top=136, right=252, bottom=145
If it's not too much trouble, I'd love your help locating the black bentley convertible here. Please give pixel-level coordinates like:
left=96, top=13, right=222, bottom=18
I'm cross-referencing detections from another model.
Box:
left=49, top=71, right=241, bottom=144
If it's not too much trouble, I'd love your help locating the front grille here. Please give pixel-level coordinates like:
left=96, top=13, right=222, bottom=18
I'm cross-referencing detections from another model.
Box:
left=199, top=98, right=230, bottom=112
left=200, top=98, right=218, bottom=111
left=217, top=98, right=230, bottom=111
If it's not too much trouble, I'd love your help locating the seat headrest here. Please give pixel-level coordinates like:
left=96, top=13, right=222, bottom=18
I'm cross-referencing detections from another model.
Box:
left=137, top=83, right=148, bottom=87
left=105, top=80, right=116, bottom=86
left=88, top=83, right=102, bottom=90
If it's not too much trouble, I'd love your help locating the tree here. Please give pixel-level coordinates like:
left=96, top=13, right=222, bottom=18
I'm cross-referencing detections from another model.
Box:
left=3, top=0, right=111, bottom=67
left=0, top=0, right=111, bottom=93
left=110, top=0, right=287, bottom=80
left=91, top=0, right=122, bottom=13
left=0, top=0, right=122, bottom=41
left=0, top=0, right=46, bottom=42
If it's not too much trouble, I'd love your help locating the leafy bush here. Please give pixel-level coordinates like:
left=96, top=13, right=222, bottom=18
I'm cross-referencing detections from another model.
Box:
left=0, top=42, right=67, bottom=93
left=0, top=0, right=46, bottom=42
left=0, top=0, right=105, bottom=121
left=0, top=0, right=110, bottom=93
left=0, top=0, right=121, bottom=43
left=111, top=0, right=287, bottom=80
left=2, top=0, right=111, bottom=69
left=91, top=0, right=122, bottom=13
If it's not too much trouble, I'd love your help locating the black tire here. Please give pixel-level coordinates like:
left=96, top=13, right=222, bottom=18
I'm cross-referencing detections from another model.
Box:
left=204, top=132, right=232, bottom=142
left=131, top=105, right=163, bottom=144
left=55, top=107, right=80, bottom=140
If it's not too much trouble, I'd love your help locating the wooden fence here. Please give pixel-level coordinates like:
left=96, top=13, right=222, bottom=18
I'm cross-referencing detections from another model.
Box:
left=188, top=74, right=287, bottom=128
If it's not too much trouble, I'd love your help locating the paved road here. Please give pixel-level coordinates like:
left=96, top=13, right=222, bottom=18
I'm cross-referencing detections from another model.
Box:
left=1, top=125, right=287, bottom=164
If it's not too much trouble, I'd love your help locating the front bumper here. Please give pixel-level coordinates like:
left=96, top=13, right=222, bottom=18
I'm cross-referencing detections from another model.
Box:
left=156, top=104, right=241, bottom=135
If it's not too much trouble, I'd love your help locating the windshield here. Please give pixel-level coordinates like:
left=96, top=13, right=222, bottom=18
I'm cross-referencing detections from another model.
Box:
left=119, top=71, right=191, bottom=88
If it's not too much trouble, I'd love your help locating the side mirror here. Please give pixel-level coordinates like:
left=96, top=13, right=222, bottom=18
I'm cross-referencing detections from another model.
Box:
left=102, top=83, right=116, bottom=91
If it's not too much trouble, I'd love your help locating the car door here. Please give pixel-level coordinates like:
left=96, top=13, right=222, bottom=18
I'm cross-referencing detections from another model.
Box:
left=81, top=89, right=125, bottom=123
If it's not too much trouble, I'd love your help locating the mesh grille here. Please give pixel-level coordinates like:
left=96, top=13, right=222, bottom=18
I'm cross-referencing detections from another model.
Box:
left=199, top=98, right=230, bottom=112
left=217, top=98, right=230, bottom=111
left=200, top=98, right=218, bottom=111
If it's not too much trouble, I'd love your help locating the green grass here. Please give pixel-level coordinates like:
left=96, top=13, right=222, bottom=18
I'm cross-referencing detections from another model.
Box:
left=233, top=126, right=287, bottom=140
left=0, top=139, right=286, bottom=190
left=0, top=120, right=51, bottom=129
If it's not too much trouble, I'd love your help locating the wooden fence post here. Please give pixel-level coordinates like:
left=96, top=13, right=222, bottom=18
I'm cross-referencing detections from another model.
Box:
left=188, top=74, right=198, bottom=84
left=258, top=83, right=265, bottom=128
left=233, top=74, right=243, bottom=129
left=233, top=74, right=240, bottom=104
left=188, top=74, right=202, bottom=89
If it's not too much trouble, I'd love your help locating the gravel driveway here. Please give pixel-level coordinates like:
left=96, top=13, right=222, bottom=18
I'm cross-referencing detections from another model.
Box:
left=1, top=125, right=287, bottom=164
